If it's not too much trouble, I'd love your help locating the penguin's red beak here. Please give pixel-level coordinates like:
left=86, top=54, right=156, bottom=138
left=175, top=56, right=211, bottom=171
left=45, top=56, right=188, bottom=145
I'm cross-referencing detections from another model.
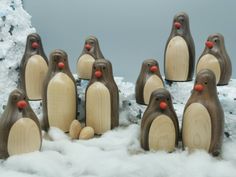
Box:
left=205, top=41, right=214, bottom=49
left=85, top=44, right=92, bottom=51
left=95, top=70, right=102, bottom=78
left=31, top=42, right=39, bottom=49
left=17, top=100, right=27, bottom=109
left=159, top=101, right=167, bottom=110
left=174, top=22, right=181, bottom=29
left=58, top=62, right=65, bottom=69
left=150, top=65, right=158, bottom=73
left=194, top=84, right=204, bottom=92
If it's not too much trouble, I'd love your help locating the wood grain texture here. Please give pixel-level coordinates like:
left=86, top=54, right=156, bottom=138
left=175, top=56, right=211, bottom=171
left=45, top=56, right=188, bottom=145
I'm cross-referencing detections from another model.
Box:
left=86, top=82, right=111, bottom=134
left=7, top=118, right=41, bottom=156
left=183, top=103, right=212, bottom=151
left=143, top=75, right=164, bottom=104
left=165, top=36, right=189, bottom=81
left=77, top=54, right=95, bottom=79
left=47, top=73, right=76, bottom=132
left=197, top=54, right=221, bottom=84
left=148, top=115, right=175, bottom=152
left=25, top=55, right=48, bottom=100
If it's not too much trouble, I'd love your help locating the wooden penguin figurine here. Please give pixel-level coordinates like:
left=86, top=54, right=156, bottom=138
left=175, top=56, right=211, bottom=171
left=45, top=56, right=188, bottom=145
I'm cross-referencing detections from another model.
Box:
left=141, top=88, right=179, bottom=152
left=196, top=33, right=232, bottom=85
left=164, top=12, right=195, bottom=82
left=42, top=49, right=77, bottom=132
left=182, top=69, right=224, bottom=156
left=135, top=59, right=164, bottom=105
left=85, top=59, right=119, bottom=134
left=0, top=89, right=42, bottom=158
left=77, top=35, right=104, bottom=80
left=19, top=33, right=48, bottom=100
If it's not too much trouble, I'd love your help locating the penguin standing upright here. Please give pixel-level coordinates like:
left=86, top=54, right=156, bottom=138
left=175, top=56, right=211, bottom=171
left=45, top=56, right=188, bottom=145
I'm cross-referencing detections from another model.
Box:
left=141, top=88, right=179, bottom=152
left=42, top=50, right=77, bottom=132
left=0, top=89, right=42, bottom=159
left=164, top=12, right=195, bottom=82
left=196, top=33, right=232, bottom=85
left=85, top=59, right=119, bottom=135
left=77, top=36, right=104, bottom=80
left=135, top=59, right=164, bottom=105
left=182, top=69, right=224, bottom=156
left=19, top=33, right=48, bottom=100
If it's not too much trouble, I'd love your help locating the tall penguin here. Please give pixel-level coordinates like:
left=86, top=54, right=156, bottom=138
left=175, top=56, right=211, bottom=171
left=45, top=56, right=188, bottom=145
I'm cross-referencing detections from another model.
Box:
left=182, top=69, right=224, bottom=156
left=19, top=33, right=48, bottom=100
left=85, top=59, right=119, bottom=135
left=164, top=12, right=195, bottom=82
left=0, top=89, right=42, bottom=159
left=42, top=49, right=77, bottom=132
left=77, top=35, right=104, bottom=80
left=196, top=33, right=232, bottom=85
left=141, top=88, right=179, bottom=152
left=135, top=59, right=164, bottom=105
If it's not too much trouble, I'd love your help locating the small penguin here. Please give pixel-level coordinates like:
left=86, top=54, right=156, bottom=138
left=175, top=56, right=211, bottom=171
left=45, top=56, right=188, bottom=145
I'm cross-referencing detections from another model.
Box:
left=42, top=49, right=77, bottom=132
left=19, top=33, right=48, bottom=100
left=182, top=69, right=224, bottom=156
left=135, top=59, right=164, bottom=105
left=0, top=89, right=42, bottom=159
left=164, top=12, right=195, bottom=82
left=85, top=59, right=119, bottom=134
left=77, top=36, right=104, bottom=80
left=196, top=33, right=232, bottom=85
left=141, top=88, right=179, bottom=152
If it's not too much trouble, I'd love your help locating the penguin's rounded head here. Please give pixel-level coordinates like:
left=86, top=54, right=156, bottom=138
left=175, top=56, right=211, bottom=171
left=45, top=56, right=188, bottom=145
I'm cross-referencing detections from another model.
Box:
left=194, top=69, right=216, bottom=94
left=8, top=89, right=27, bottom=111
left=49, top=49, right=68, bottom=71
left=84, top=35, right=99, bottom=54
left=92, top=59, right=110, bottom=80
left=173, top=12, right=189, bottom=32
left=142, top=59, right=159, bottom=74
left=26, top=33, right=42, bottom=51
left=205, top=33, right=224, bottom=50
left=148, top=88, right=172, bottom=112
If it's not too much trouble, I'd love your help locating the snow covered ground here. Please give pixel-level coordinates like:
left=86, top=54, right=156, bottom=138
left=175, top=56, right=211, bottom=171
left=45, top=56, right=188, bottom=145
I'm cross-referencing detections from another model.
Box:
left=0, top=78, right=236, bottom=177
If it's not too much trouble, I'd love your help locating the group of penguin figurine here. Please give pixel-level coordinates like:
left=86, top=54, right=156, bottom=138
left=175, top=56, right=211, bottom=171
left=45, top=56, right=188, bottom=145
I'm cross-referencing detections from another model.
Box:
left=0, top=11, right=231, bottom=159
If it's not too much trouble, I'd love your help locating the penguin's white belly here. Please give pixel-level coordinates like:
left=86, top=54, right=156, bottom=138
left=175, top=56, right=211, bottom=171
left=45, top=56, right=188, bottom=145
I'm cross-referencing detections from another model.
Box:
left=165, top=36, right=189, bottom=81
left=25, top=55, right=48, bottom=100
left=197, top=54, right=221, bottom=84
left=47, top=73, right=76, bottom=132
left=7, top=118, right=41, bottom=156
left=86, top=82, right=111, bottom=134
left=148, top=115, right=175, bottom=152
left=143, top=75, right=164, bottom=104
left=77, top=54, right=95, bottom=79
left=183, top=103, right=212, bottom=151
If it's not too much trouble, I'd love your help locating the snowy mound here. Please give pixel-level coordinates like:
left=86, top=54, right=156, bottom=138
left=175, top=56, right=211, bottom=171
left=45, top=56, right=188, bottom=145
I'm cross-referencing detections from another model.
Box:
left=0, top=77, right=236, bottom=177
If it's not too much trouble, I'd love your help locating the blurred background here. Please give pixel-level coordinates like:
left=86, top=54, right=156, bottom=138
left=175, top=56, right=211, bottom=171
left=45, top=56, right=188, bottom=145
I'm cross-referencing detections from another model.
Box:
left=23, top=0, right=236, bottom=83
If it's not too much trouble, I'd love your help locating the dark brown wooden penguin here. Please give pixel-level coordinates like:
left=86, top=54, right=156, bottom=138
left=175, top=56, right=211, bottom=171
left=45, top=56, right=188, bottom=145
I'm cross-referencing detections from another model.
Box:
left=19, top=33, right=48, bottom=100
left=42, top=49, right=77, bottom=132
left=77, top=35, right=104, bottom=80
left=164, top=12, right=195, bottom=82
left=0, top=89, right=42, bottom=159
left=182, top=69, right=224, bottom=156
left=196, top=33, right=232, bottom=85
left=85, top=59, right=119, bottom=134
left=141, top=88, right=179, bottom=152
left=135, top=59, right=164, bottom=105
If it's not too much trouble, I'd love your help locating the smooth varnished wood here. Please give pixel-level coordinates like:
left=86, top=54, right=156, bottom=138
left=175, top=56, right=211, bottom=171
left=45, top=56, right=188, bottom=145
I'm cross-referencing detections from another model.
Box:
left=183, top=103, right=211, bottom=151
left=86, top=82, right=111, bottom=134
left=47, top=73, right=76, bottom=132
left=148, top=115, right=175, bottom=152
left=77, top=54, right=95, bottom=79
left=25, top=55, right=48, bottom=100
left=165, top=36, right=189, bottom=81
left=69, top=120, right=82, bottom=139
left=143, top=75, right=164, bottom=105
left=79, top=127, right=95, bottom=140
left=8, top=118, right=41, bottom=156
